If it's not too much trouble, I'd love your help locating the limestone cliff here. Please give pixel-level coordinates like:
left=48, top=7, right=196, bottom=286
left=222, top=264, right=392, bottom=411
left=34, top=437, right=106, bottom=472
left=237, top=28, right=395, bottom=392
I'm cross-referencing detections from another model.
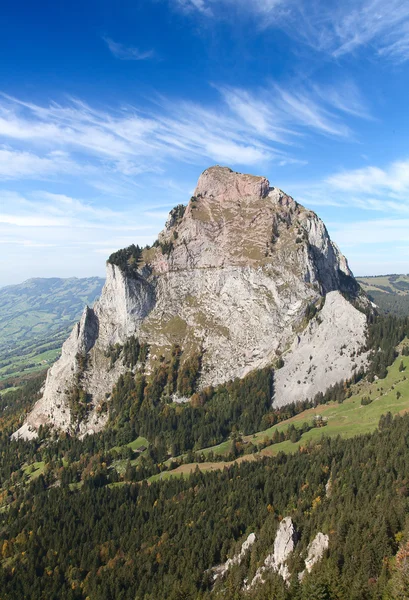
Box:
left=14, top=166, right=368, bottom=439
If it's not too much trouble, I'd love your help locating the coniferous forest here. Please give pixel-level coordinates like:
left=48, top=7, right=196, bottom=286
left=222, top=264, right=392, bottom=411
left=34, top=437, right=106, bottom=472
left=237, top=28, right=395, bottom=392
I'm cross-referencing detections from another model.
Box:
left=1, top=414, right=409, bottom=599
left=1, top=315, right=409, bottom=598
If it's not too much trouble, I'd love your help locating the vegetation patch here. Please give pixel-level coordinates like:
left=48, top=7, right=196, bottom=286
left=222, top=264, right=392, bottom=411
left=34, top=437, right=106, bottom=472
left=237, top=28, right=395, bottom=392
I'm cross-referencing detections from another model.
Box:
left=108, top=244, right=143, bottom=276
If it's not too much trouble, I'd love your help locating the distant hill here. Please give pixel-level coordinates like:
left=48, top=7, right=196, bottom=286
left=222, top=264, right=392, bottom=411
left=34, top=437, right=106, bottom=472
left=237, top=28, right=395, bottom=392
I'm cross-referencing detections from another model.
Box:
left=357, top=274, right=409, bottom=316
left=0, top=277, right=104, bottom=384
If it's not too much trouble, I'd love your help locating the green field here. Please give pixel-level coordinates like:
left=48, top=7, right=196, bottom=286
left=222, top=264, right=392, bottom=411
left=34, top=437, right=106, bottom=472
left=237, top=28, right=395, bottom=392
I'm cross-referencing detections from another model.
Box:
left=0, top=347, right=61, bottom=384
left=22, top=461, right=46, bottom=481
left=160, top=352, right=409, bottom=477
left=110, top=437, right=150, bottom=474
left=357, top=274, right=409, bottom=316
left=357, top=274, right=409, bottom=295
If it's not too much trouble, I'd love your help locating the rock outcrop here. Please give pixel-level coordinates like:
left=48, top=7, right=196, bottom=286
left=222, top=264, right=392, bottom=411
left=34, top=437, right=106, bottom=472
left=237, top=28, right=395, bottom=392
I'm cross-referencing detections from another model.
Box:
left=13, top=166, right=369, bottom=439
left=213, top=533, right=256, bottom=580
left=248, top=517, right=297, bottom=587
left=245, top=521, right=329, bottom=588
left=299, top=532, right=329, bottom=581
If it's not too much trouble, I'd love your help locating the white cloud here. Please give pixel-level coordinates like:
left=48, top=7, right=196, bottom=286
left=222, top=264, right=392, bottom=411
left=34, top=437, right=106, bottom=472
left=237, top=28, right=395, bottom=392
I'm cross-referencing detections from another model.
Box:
left=0, top=214, right=67, bottom=227
left=287, top=157, right=409, bottom=217
left=326, top=159, right=409, bottom=195
left=174, top=0, right=213, bottom=15
left=0, top=148, right=84, bottom=180
left=0, top=190, right=156, bottom=230
left=220, top=81, right=370, bottom=139
left=170, top=0, right=409, bottom=62
left=0, top=189, right=161, bottom=285
left=102, top=37, right=154, bottom=61
left=174, top=0, right=285, bottom=18
left=0, top=82, right=364, bottom=182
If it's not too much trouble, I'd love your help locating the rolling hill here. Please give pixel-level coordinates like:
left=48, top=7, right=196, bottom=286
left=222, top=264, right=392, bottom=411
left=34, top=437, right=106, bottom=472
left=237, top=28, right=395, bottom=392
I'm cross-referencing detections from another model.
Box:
left=357, top=274, right=409, bottom=316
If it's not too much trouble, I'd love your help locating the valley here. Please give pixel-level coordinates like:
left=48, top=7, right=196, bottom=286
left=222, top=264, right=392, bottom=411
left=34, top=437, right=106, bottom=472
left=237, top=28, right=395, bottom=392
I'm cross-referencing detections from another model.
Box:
left=357, top=274, right=409, bottom=316
left=0, top=277, right=104, bottom=385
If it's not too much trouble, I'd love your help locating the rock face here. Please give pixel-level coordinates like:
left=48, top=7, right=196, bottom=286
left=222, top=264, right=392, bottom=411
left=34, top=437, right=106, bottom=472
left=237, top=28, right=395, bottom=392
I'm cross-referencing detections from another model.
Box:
left=13, top=166, right=368, bottom=439
left=273, top=291, right=367, bottom=407
left=249, top=517, right=297, bottom=587
left=213, top=533, right=256, bottom=580
left=299, top=532, right=329, bottom=581
left=14, top=265, right=155, bottom=440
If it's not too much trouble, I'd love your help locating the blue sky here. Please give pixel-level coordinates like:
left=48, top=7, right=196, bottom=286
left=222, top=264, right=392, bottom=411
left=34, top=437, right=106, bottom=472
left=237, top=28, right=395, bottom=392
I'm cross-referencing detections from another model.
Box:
left=1, top=0, right=409, bottom=285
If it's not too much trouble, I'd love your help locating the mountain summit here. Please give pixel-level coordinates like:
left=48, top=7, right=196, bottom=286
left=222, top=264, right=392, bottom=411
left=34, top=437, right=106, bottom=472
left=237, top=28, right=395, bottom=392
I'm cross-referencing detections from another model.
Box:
left=14, top=167, right=369, bottom=439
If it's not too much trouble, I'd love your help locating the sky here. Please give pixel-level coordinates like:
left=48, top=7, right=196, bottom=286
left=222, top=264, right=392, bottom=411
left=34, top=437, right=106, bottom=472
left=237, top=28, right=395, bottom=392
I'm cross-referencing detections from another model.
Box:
left=1, top=0, right=409, bottom=285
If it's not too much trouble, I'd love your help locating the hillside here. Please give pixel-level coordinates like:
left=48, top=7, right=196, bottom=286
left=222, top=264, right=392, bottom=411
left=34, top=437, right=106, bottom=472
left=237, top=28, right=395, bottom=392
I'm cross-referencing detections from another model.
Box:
left=2, top=352, right=409, bottom=598
left=357, top=274, right=409, bottom=315
left=1, top=287, right=409, bottom=598
left=0, top=277, right=104, bottom=384
left=157, top=349, right=409, bottom=477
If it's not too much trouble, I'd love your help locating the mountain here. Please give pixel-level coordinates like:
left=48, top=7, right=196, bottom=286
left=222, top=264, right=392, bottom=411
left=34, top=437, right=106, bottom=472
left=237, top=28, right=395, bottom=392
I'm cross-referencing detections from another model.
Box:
left=357, top=274, right=409, bottom=316
left=0, top=277, right=104, bottom=382
left=14, top=166, right=369, bottom=439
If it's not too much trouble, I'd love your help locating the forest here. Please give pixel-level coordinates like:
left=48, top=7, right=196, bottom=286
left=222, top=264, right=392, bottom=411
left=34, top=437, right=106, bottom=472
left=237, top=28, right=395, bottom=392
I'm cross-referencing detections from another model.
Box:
left=1, top=413, right=409, bottom=598
left=1, top=314, right=409, bottom=597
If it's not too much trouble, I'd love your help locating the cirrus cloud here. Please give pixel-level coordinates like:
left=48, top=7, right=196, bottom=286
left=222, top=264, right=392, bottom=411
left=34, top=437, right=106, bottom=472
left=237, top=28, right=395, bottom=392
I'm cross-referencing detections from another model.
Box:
left=170, top=0, right=409, bottom=62
left=102, top=36, right=154, bottom=61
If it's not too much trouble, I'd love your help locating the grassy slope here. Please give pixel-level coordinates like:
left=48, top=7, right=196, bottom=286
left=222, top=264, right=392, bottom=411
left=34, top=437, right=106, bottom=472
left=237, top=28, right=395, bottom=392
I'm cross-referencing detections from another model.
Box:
left=22, top=461, right=46, bottom=481
left=0, top=277, right=104, bottom=382
left=157, top=352, right=409, bottom=478
left=110, top=437, right=150, bottom=474
left=357, top=274, right=409, bottom=295
left=357, top=274, right=409, bottom=316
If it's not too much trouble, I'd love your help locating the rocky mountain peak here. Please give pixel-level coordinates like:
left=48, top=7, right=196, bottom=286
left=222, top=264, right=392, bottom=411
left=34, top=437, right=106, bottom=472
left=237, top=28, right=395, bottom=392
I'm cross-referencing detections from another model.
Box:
left=156, top=167, right=308, bottom=272
left=13, top=166, right=369, bottom=440
left=193, top=165, right=270, bottom=202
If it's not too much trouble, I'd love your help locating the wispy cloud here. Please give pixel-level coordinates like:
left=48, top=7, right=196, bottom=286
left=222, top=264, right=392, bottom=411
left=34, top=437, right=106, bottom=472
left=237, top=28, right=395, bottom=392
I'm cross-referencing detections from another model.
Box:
left=175, top=0, right=213, bottom=15
left=0, top=80, right=366, bottom=185
left=220, top=80, right=370, bottom=139
left=289, top=157, right=409, bottom=217
left=170, top=0, right=409, bottom=62
left=0, top=147, right=87, bottom=180
left=173, top=0, right=285, bottom=18
left=103, top=36, right=154, bottom=61
left=0, top=189, right=158, bottom=283
left=0, top=191, right=157, bottom=230
left=326, top=159, right=409, bottom=196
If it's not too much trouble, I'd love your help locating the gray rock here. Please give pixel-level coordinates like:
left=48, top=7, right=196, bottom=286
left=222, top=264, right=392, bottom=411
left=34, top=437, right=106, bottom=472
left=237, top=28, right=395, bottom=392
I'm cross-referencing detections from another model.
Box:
left=213, top=532, right=256, bottom=580
left=299, top=532, right=329, bottom=580
left=248, top=517, right=297, bottom=587
left=273, top=291, right=368, bottom=407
